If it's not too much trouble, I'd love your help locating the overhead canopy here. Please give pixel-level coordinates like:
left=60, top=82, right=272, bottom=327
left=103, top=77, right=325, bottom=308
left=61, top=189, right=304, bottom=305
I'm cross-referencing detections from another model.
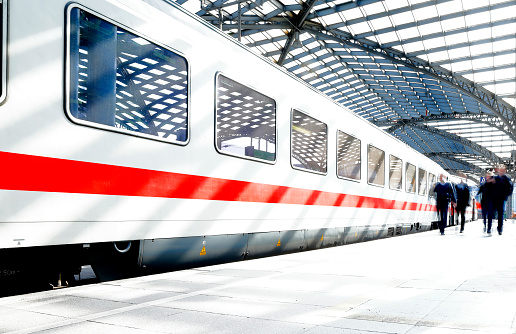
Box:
left=174, top=0, right=516, bottom=180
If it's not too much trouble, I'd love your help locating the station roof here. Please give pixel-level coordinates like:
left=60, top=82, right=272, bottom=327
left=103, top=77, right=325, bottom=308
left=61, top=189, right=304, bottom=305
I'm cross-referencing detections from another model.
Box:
left=175, top=0, right=516, bottom=180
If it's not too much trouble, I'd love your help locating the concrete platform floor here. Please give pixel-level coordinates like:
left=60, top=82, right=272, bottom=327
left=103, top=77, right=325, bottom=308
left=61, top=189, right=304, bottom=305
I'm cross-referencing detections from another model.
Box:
left=1, top=219, right=516, bottom=334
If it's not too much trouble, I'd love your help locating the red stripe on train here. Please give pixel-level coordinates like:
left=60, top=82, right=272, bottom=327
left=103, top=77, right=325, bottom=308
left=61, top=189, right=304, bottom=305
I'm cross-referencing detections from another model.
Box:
left=0, top=151, right=434, bottom=211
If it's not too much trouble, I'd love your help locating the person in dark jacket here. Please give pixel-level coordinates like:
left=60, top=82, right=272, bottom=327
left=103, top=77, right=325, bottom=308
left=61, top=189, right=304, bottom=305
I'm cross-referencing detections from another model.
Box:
left=454, top=174, right=470, bottom=233
left=477, top=170, right=495, bottom=233
left=492, top=164, right=513, bottom=235
left=434, top=174, right=456, bottom=235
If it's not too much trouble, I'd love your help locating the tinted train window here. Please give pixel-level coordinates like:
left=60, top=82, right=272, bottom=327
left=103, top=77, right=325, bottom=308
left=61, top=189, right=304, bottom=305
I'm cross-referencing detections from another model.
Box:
left=389, top=155, right=402, bottom=190
left=337, top=131, right=361, bottom=181
left=67, top=7, right=189, bottom=143
left=0, top=0, right=6, bottom=103
left=291, top=109, right=327, bottom=174
left=428, top=173, right=436, bottom=197
left=406, top=163, right=416, bottom=193
left=215, top=74, right=276, bottom=162
left=418, top=168, right=427, bottom=195
left=367, top=145, right=385, bottom=186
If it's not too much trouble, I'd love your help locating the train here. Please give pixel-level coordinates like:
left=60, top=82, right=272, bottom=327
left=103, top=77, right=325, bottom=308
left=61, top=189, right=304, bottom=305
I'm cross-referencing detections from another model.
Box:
left=0, top=0, right=449, bottom=289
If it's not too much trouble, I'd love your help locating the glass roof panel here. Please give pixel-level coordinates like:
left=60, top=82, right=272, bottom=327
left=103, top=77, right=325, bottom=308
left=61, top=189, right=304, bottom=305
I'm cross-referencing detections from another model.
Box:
left=465, top=11, right=491, bottom=27
left=461, top=1, right=486, bottom=10
left=411, top=4, right=438, bottom=21
left=390, top=11, right=414, bottom=26
left=370, top=16, right=394, bottom=31
left=397, top=26, right=421, bottom=40
left=440, top=16, right=465, bottom=31
left=416, top=21, right=444, bottom=35
left=435, top=1, right=463, bottom=16
left=341, top=7, right=365, bottom=20
left=423, top=36, right=446, bottom=49
left=348, top=21, right=374, bottom=35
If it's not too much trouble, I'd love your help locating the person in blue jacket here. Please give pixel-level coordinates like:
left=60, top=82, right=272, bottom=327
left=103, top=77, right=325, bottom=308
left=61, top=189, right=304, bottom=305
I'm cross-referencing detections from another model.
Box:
left=434, top=174, right=456, bottom=235
left=454, top=174, right=470, bottom=233
left=492, top=164, right=513, bottom=235
left=477, top=170, right=496, bottom=233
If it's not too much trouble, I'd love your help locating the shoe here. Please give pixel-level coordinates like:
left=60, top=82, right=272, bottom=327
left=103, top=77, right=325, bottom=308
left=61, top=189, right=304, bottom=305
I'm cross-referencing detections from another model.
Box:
left=483, top=227, right=486, bottom=233
left=460, top=230, right=463, bottom=233
left=440, top=232, right=445, bottom=235
left=487, top=229, right=491, bottom=234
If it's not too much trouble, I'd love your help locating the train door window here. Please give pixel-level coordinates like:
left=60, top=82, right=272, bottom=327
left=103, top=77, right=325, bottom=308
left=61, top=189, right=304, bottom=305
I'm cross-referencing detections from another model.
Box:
left=215, top=74, right=276, bottom=162
left=418, top=168, right=427, bottom=195
left=428, top=173, right=436, bottom=197
left=66, top=6, right=189, bottom=144
left=367, top=145, right=385, bottom=186
left=406, top=163, right=416, bottom=193
left=389, top=155, right=402, bottom=190
left=0, top=0, right=6, bottom=104
left=337, top=130, right=361, bottom=181
left=291, top=109, right=327, bottom=174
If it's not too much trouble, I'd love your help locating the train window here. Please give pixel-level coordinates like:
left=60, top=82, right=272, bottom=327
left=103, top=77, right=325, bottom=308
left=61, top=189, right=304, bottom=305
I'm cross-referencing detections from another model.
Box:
left=405, top=163, right=416, bottom=193
left=215, top=74, right=276, bottom=162
left=337, top=131, right=361, bottom=181
left=418, top=168, right=427, bottom=195
left=291, top=109, right=327, bottom=174
left=66, top=6, right=189, bottom=144
left=0, top=0, right=6, bottom=104
left=389, top=155, right=402, bottom=190
left=367, top=145, right=385, bottom=186
left=428, top=173, right=436, bottom=197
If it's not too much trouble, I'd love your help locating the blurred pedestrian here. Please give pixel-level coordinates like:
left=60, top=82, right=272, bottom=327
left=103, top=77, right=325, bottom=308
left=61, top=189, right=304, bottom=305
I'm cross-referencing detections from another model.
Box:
left=477, top=170, right=495, bottom=233
left=434, top=174, right=456, bottom=235
left=493, top=164, right=513, bottom=235
left=454, top=174, right=470, bottom=233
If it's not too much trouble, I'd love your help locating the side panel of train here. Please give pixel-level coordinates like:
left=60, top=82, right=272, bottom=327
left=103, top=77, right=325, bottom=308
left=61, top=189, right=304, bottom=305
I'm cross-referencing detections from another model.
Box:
left=0, top=0, right=447, bottom=284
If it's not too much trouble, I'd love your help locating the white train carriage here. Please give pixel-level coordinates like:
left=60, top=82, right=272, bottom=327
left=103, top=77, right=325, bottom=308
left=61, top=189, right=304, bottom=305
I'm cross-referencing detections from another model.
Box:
left=0, top=0, right=445, bottom=285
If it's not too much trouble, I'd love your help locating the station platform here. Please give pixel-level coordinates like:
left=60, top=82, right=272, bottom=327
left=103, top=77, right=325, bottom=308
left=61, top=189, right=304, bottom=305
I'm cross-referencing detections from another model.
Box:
left=2, top=220, right=516, bottom=334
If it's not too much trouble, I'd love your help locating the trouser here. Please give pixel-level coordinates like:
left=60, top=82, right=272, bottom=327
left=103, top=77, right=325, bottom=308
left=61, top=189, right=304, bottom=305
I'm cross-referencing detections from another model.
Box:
left=485, top=201, right=495, bottom=231
left=481, top=203, right=487, bottom=226
left=456, top=207, right=466, bottom=230
left=437, top=206, right=448, bottom=233
left=494, top=200, right=505, bottom=232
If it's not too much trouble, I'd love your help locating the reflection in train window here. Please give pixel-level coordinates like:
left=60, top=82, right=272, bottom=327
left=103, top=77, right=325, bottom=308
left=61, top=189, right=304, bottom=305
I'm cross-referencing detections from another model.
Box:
left=67, top=7, right=189, bottom=143
left=0, top=0, right=6, bottom=103
left=337, top=131, right=361, bottom=181
left=406, top=163, right=416, bottom=193
left=291, top=109, right=327, bottom=174
left=215, top=74, right=276, bottom=162
left=367, top=145, right=385, bottom=186
left=418, top=168, right=427, bottom=195
left=389, top=155, right=402, bottom=190
left=428, top=173, right=436, bottom=197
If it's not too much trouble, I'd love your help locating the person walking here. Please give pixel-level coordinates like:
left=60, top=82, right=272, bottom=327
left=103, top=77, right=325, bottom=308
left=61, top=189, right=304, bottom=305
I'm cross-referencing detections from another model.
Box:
left=434, top=174, right=456, bottom=235
left=477, top=170, right=495, bottom=233
left=492, top=164, right=513, bottom=235
left=454, top=174, right=470, bottom=233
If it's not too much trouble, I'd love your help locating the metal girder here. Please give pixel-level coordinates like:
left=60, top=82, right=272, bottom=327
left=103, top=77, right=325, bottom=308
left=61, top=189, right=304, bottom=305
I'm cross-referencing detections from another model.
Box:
left=393, top=122, right=503, bottom=166
left=424, top=153, right=486, bottom=175
left=376, top=113, right=516, bottom=143
left=277, top=0, right=318, bottom=66
left=304, top=27, right=516, bottom=140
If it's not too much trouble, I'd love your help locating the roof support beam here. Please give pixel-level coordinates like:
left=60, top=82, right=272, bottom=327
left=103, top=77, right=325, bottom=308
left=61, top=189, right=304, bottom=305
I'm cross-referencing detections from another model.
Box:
left=277, top=0, right=318, bottom=66
left=392, top=122, right=503, bottom=166
left=376, top=113, right=516, bottom=143
left=424, top=153, right=486, bottom=175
